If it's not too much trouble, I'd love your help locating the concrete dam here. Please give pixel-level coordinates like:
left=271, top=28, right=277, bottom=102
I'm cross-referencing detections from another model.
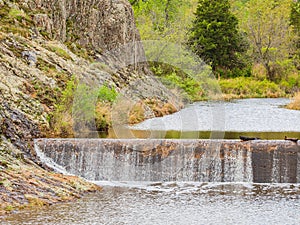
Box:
left=34, top=139, right=300, bottom=183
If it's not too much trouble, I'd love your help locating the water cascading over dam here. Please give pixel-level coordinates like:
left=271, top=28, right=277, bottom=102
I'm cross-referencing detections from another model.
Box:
left=34, top=139, right=300, bottom=183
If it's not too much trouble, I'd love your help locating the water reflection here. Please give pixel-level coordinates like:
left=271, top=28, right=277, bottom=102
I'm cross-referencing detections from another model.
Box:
left=108, top=130, right=300, bottom=140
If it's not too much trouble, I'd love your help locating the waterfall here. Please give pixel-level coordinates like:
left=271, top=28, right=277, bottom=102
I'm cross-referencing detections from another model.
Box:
left=34, top=139, right=299, bottom=183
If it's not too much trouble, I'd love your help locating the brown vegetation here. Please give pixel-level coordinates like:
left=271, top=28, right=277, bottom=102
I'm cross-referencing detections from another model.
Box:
left=286, top=92, right=300, bottom=110
left=128, top=98, right=178, bottom=125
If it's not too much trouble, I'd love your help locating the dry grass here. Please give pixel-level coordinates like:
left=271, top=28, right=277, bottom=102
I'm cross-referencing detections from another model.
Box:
left=129, top=102, right=145, bottom=124
left=286, top=92, right=300, bottom=110
left=0, top=32, right=6, bottom=41
left=95, top=102, right=112, bottom=131
left=51, top=111, right=74, bottom=138
left=144, top=98, right=177, bottom=117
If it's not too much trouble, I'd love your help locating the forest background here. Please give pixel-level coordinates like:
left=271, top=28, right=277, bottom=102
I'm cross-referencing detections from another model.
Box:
left=129, top=0, right=300, bottom=101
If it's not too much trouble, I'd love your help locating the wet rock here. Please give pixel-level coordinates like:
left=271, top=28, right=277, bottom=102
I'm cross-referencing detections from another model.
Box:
left=0, top=103, right=40, bottom=155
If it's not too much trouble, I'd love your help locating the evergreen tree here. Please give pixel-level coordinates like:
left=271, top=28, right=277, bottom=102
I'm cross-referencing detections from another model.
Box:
left=188, top=0, right=247, bottom=75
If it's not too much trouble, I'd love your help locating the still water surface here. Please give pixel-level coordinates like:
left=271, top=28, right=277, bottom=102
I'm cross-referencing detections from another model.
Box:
left=127, top=98, right=300, bottom=139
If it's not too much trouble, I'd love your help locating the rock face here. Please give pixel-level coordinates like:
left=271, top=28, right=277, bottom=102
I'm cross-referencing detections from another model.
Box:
left=29, top=0, right=138, bottom=51
left=28, top=0, right=170, bottom=96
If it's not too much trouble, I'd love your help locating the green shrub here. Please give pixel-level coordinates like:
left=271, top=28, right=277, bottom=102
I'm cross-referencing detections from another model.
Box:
left=151, top=63, right=205, bottom=101
left=50, top=80, right=119, bottom=136
left=219, top=77, right=285, bottom=98
left=98, top=85, right=118, bottom=102
left=50, top=77, right=77, bottom=137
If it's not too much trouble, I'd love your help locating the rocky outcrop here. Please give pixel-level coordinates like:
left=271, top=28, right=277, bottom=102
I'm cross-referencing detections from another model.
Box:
left=0, top=0, right=181, bottom=214
left=28, top=0, right=138, bottom=51
left=0, top=0, right=180, bottom=153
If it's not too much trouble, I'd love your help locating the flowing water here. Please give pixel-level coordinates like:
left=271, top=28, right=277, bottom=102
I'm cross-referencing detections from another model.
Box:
left=2, top=98, right=300, bottom=224
left=3, top=182, right=300, bottom=225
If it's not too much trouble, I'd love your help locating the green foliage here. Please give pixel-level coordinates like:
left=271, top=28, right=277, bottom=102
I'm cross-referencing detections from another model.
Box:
left=98, top=85, right=118, bottom=103
left=131, top=0, right=198, bottom=43
left=72, top=84, right=98, bottom=124
left=291, top=0, right=300, bottom=32
left=50, top=77, right=77, bottom=137
left=50, top=79, right=119, bottom=135
left=237, top=0, right=295, bottom=81
left=151, top=63, right=205, bottom=101
left=279, top=74, right=300, bottom=93
left=188, top=0, right=248, bottom=74
left=55, top=77, right=77, bottom=112
left=291, top=0, right=300, bottom=68
left=216, top=66, right=252, bottom=78
left=219, top=77, right=285, bottom=98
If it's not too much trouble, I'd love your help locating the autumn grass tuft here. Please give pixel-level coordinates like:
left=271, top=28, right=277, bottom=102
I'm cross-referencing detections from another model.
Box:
left=286, top=92, right=300, bottom=110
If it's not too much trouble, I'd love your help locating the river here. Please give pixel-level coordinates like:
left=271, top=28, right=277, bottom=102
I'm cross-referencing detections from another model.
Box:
left=3, top=182, right=300, bottom=225
left=2, top=98, right=300, bottom=225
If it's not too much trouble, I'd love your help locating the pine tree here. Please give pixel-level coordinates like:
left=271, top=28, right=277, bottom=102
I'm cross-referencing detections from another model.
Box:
left=188, top=0, right=247, bottom=75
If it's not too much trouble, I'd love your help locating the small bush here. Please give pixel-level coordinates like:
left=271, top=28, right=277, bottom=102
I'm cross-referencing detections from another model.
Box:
left=98, top=85, right=118, bottom=102
left=50, top=81, right=119, bottom=135
left=50, top=77, right=77, bottom=137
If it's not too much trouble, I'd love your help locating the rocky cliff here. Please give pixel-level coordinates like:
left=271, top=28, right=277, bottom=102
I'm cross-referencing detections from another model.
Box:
left=0, top=0, right=180, bottom=214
